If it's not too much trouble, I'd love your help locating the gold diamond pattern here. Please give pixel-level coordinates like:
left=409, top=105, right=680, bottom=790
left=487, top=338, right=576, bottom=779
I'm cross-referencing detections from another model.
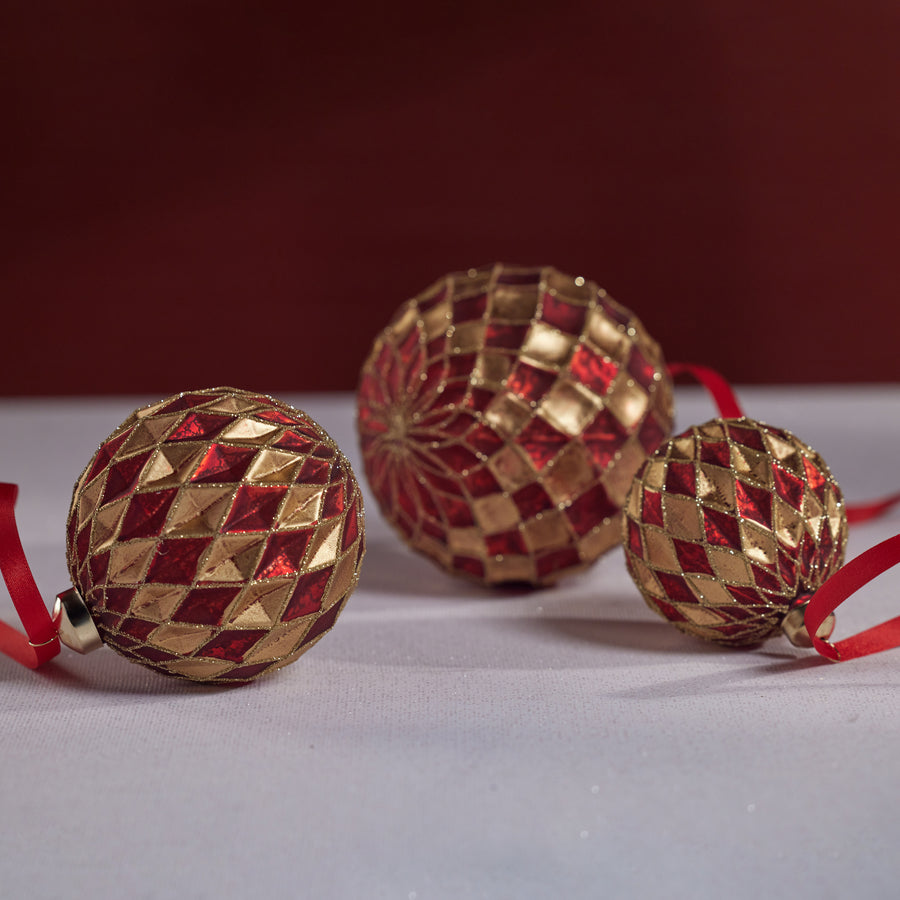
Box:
left=622, top=417, right=848, bottom=646
left=357, top=263, right=674, bottom=586
left=65, top=387, right=366, bottom=683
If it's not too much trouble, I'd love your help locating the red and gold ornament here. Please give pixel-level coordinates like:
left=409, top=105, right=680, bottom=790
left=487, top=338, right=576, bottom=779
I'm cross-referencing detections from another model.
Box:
left=1, top=387, right=365, bottom=683
left=357, top=263, right=674, bottom=586
left=622, top=416, right=847, bottom=646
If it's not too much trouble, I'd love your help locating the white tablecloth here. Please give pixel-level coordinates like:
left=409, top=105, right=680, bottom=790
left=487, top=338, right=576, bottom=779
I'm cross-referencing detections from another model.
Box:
left=2, top=387, right=899, bottom=899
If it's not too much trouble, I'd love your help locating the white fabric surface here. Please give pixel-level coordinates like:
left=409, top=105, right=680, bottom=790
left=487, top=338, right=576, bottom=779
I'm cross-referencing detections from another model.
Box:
left=1, top=387, right=899, bottom=900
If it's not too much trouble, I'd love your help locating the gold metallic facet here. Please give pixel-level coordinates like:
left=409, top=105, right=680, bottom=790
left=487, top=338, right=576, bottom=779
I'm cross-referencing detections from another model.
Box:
left=357, top=264, right=674, bottom=585
left=623, top=417, right=847, bottom=646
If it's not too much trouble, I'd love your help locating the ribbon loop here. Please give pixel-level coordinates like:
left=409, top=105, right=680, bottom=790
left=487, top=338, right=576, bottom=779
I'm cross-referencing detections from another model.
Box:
left=667, top=362, right=746, bottom=419
left=0, top=483, right=61, bottom=668
left=805, top=534, right=900, bottom=661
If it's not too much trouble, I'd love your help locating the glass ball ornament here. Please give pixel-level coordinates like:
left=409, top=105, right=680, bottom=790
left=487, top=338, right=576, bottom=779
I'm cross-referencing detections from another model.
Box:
left=357, top=263, right=673, bottom=586
left=60, top=387, right=365, bottom=683
left=622, top=417, right=848, bottom=645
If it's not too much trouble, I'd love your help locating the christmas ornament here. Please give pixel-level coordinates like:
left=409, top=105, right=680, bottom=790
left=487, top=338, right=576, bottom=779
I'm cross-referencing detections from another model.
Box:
left=357, top=263, right=674, bottom=586
left=622, top=416, right=847, bottom=645
left=1, top=387, right=365, bottom=683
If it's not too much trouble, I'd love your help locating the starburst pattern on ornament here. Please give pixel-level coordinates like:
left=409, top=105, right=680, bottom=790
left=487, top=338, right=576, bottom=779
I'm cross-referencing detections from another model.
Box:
left=66, top=387, right=365, bottom=682
left=622, top=418, right=847, bottom=645
left=357, top=263, right=674, bottom=585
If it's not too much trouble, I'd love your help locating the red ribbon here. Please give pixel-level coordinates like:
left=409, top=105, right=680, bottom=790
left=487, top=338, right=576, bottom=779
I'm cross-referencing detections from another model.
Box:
left=667, top=362, right=900, bottom=661
left=805, top=535, right=900, bottom=661
left=0, top=483, right=60, bottom=667
left=667, top=361, right=746, bottom=419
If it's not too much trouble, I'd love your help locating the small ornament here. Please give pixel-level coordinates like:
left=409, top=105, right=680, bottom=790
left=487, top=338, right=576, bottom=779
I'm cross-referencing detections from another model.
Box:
left=622, top=417, right=848, bottom=646
left=357, top=263, right=673, bottom=585
left=55, top=387, right=365, bottom=683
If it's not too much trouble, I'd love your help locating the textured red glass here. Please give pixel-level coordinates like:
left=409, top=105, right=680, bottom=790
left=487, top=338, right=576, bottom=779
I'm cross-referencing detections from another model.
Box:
left=623, top=417, right=847, bottom=647
left=66, top=388, right=365, bottom=682
left=569, top=345, right=618, bottom=395
left=517, top=417, right=569, bottom=470
left=540, top=293, right=587, bottom=333
left=254, top=530, right=313, bottom=579
left=117, top=488, right=179, bottom=540
left=357, top=264, right=674, bottom=586
left=146, top=538, right=213, bottom=585
left=175, top=587, right=241, bottom=625
left=223, top=486, right=287, bottom=532
left=166, top=412, right=231, bottom=442
left=192, top=444, right=257, bottom=483
left=506, top=363, right=557, bottom=402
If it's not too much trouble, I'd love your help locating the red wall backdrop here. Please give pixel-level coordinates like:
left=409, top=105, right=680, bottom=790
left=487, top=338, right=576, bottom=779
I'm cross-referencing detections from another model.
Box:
left=1, top=1, right=897, bottom=395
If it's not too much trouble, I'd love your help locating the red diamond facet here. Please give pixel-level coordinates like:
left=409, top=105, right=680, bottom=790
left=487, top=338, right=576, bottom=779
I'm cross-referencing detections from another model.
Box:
left=300, top=597, right=346, bottom=646
left=198, top=630, right=264, bottom=662
left=117, top=488, right=179, bottom=541
left=673, top=539, right=715, bottom=576
left=464, top=466, right=501, bottom=497
left=146, top=537, right=212, bottom=584
left=485, top=323, right=529, bottom=349
left=103, top=587, right=135, bottom=614
left=283, top=567, right=333, bottom=620
left=322, top=481, right=346, bottom=518
left=100, top=451, right=153, bottom=507
left=582, top=410, right=628, bottom=468
left=466, top=423, right=505, bottom=457
left=273, top=431, right=316, bottom=453
left=518, top=417, right=568, bottom=470
left=536, top=546, right=580, bottom=578
left=569, top=345, right=617, bottom=395
left=655, top=572, right=695, bottom=604
left=566, top=483, right=617, bottom=535
left=627, top=519, right=643, bottom=556
left=296, top=457, right=332, bottom=485
left=454, top=293, right=488, bottom=322
left=486, top=530, right=528, bottom=556
left=223, top=486, right=287, bottom=532
left=665, top=462, right=696, bottom=497
left=700, top=441, right=731, bottom=468
left=540, top=294, right=586, bottom=334
left=254, top=530, right=314, bottom=579
left=452, top=556, right=485, bottom=579
left=735, top=480, right=772, bottom=527
left=512, top=483, right=554, bottom=519
left=166, top=413, right=232, bottom=442
left=191, top=445, right=258, bottom=484
left=437, top=494, right=475, bottom=527
left=637, top=414, right=666, bottom=455
left=626, top=347, right=655, bottom=387
left=703, top=507, right=741, bottom=548
left=431, top=444, right=480, bottom=473
left=772, top=465, right=804, bottom=510
left=118, top=618, right=157, bottom=641
left=506, top=363, right=556, bottom=402
left=727, top=424, right=766, bottom=451
left=641, top=489, right=664, bottom=528
left=341, top=499, right=360, bottom=551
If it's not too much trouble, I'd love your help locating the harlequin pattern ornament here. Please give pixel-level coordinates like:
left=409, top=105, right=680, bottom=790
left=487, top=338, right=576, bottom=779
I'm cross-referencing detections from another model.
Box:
left=622, top=417, right=848, bottom=645
left=357, top=263, right=673, bottom=585
left=63, top=387, right=365, bottom=683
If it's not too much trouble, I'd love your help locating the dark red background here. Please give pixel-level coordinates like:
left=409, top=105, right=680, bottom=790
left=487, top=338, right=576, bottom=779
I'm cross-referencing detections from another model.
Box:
left=2, top=1, right=897, bottom=395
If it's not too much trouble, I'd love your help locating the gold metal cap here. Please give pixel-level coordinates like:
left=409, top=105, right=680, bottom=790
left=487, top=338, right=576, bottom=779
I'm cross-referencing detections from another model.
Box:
left=782, top=599, right=835, bottom=649
left=52, top=587, right=103, bottom=654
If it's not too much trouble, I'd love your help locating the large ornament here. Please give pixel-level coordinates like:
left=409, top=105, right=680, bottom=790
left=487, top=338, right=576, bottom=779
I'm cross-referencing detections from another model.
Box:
left=357, top=263, right=673, bottom=586
left=622, top=417, right=847, bottom=645
left=60, top=387, right=365, bottom=683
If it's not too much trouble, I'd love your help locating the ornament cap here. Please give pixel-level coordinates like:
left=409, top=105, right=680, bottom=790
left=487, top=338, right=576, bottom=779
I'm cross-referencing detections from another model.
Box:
left=53, top=587, right=103, bottom=655
left=782, top=599, right=835, bottom=649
